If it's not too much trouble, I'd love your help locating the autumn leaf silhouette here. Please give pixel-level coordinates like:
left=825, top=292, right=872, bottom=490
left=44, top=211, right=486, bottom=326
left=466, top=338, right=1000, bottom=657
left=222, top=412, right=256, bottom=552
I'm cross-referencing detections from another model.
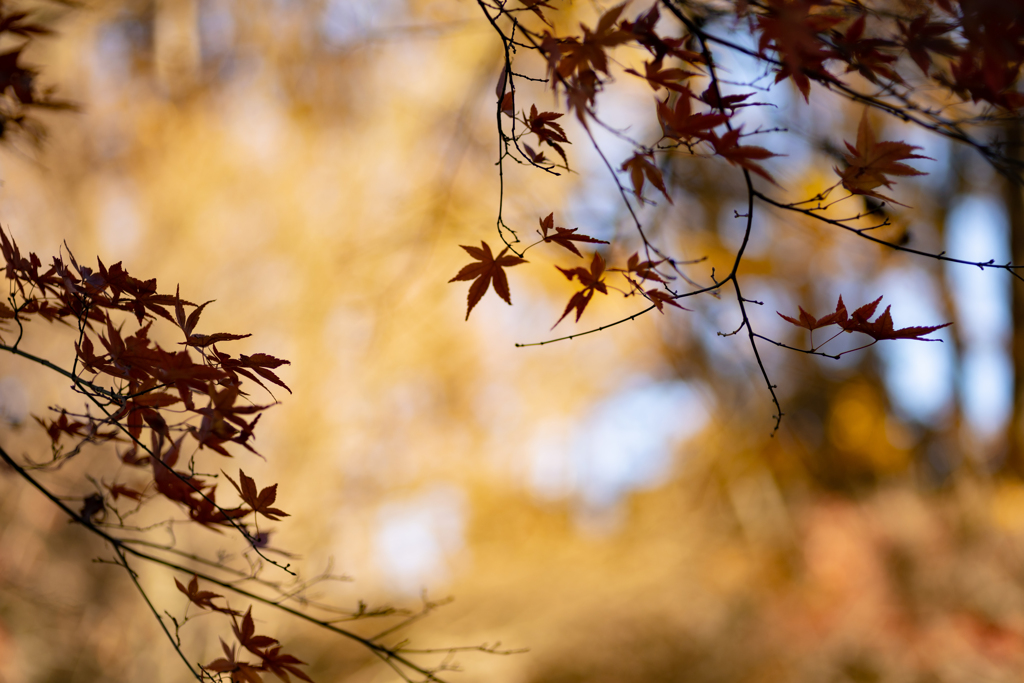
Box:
left=621, top=152, right=673, bottom=203
left=206, top=639, right=265, bottom=683
left=656, top=94, right=727, bottom=142
left=449, top=241, right=527, bottom=319
left=843, top=300, right=952, bottom=341
left=708, top=129, right=779, bottom=184
left=554, top=252, right=608, bottom=326
left=615, top=252, right=672, bottom=283
left=538, top=213, right=609, bottom=256
left=525, top=105, right=570, bottom=165
left=835, top=110, right=930, bottom=205
left=224, top=469, right=289, bottom=521
left=233, top=607, right=280, bottom=656
left=779, top=295, right=951, bottom=342
left=645, top=288, right=688, bottom=313
left=261, top=646, right=315, bottom=683
left=175, top=574, right=240, bottom=615
left=756, top=0, right=842, bottom=100
left=777, top=299, right=848, bottom=330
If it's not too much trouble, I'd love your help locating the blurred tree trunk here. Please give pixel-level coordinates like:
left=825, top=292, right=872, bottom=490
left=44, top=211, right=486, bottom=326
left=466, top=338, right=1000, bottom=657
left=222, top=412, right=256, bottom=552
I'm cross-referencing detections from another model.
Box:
left=1004, top=119, right=1024, bottom=476
left=155, top=0, right=199, bottom=96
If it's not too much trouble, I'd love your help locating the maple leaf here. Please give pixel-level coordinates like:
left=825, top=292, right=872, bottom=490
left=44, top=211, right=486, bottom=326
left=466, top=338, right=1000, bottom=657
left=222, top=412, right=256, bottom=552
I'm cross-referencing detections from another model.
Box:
left=234, top=607, right=280, bottom=656
left=614, top=252, right=672, bottom=283
left=214, top=351, right=292, bottom=394
left=831, top=14, right=901, bottom=84
left=898, top=14, right=959, bottom=76
left=645, top=288, right=688, bottom=313
left=78, top=493, right=105, bottom=523
left=449, top=241, right=527, bottom=319
left=554, top=3, right=633, bottom=79
left=538, top=213, right=609, bottom=256
left=151, top=436, right=208, bottom=506
left=839, top=295, right=881, bottom=331
left=708, top=128, right=780, bottom=184
left=656, top=95, right=727, bottom=142
left=779, top=295, right=951, bottom=341
left=35, top=409, right=88, bottom=445
left=564, top=70, right=601, bottom=124
left=699, top=84, right=757, bottom=111
left=224, top=469, right=290, bottom=521
left=261, top=646, right=315, bottom=683
left=192, top=383, right=270, bottom=456
left=207, top=639, right=266, bottom=683
left=519, top=0, right=555, bottom=27
left=175, top=574, right=240, bottom=615
left=185, top=332, right=252, bottom=348
left=625, top=57, right=696, bottom=93
left=835, top=110, right=930, bottom=205
left=128, top=388, right=181, bottom=409
left=0, top=49, right=35, bottom=104
left=621, top=4, right=705, bottom=65
left=156, top=350, right=229, bottom=410
left=105, top=482, right=145, bottom=501
left=174, top=286, right=212, bottom=337
left=554, top=252, right=608, bottom=326
left=620, top=152, right=673, bottom=204
left=777, top=298, right=848, bottom=330
left=523, top=143, right=546, bottom=163
left=756, top=0, right=842, bottom=100
left=838, top=296, right=951, bottom=341
left=187, top=491, right=252, bottom=529
left=525, top=104, right=570, bottom=165
left=500, top=91, right=515, bottom=117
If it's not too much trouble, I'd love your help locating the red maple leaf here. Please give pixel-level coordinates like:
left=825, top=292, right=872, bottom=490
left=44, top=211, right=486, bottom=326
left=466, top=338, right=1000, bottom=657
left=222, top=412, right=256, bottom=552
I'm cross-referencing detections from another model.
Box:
left=614, top=252, right=672, bottom=283
left=224, top=469, right=289, bottom=522
left=554, top=252, right=608, bottom=326
left=656, top=94, right=727, bottom=142
left=898, top=14, right=959, bottom=76
left=621, top=4, right=705, bottom=65
left=777, top=297, right=848, bottom=330
left=645, top=288, right=688, bottom=313
left=779, top=295, right=951, bottom=341
left=519, top=0, right=555, bottom=26
left=756, top=0, right=842, bottom=100
left=105, top=482, right=145, bottom=501
left=213, top=351, right=292, bottom=394
left=835, top=110, right=930, bottom=205
left=174, top=574, right=240, bottom=615
left=699, top=84, right=757, bottom=111
left=206, top=640, right=265, bottom=683
left=625, top=57, right=696, bottom=93
left=840, top=297, right=952, bottom=340
left=261, top=646, right=315, bottom=683
left=234, top=607, right=280, bottom=656
left=553, top=3, right=633, bottom=79
left=538, top=213, right=609, bottom=256
left=831, top=14, right=901, bottom=84
left=449, top=241, right=527, bottom=319
left=620, top=152, right=673, bottom=203
left=525, top=104, right=570, bottom=165
left=707, top=128, right=780, bottom=184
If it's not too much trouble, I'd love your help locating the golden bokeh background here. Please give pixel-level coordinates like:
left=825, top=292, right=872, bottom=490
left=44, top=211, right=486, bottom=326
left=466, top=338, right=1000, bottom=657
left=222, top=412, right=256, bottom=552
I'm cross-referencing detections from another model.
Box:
left=3, top=2, right=1024, bottom=682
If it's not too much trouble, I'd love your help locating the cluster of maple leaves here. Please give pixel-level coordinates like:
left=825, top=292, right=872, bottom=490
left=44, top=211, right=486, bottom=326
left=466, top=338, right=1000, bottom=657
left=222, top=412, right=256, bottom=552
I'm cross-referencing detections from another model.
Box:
left=450, top=212, right=684, bottom=324
left=0, top=230, right=313, bottom=681
left=0, top=1, right=73, bottom=142
left=778, top=295, right=952, bottom=351
left=455, top=0, right=1003, bottom=347
left=175, top=575, right=312, bottom=683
